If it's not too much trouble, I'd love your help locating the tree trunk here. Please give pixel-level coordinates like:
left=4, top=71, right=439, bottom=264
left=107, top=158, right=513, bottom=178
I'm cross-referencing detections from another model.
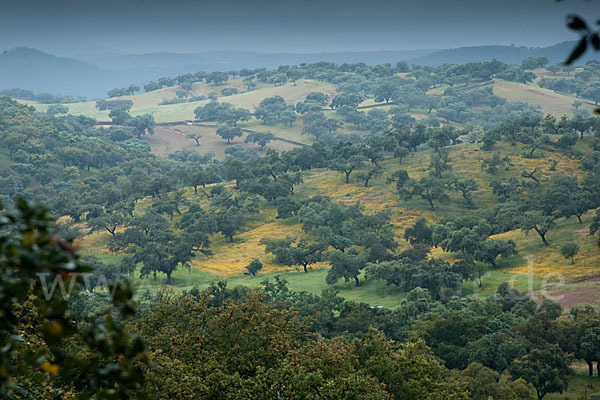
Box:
left=355, top=276, right=360, bottom=286
left=587, top=360, right=594, bottom=376
left=535, top=228, right=549, bottom=246
left=303, top=264, right=308, bottom=273
left=166, top=271, right=172, bottom=285
left=427, top=197, right=435, bottom=211
left=194, top=185, right=198, bottom=194
left=345, top=171, right=351, bottom=184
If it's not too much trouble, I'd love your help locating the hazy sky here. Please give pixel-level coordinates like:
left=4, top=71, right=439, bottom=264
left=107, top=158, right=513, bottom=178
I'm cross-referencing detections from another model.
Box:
left=0, top=0, right=596, bottom=55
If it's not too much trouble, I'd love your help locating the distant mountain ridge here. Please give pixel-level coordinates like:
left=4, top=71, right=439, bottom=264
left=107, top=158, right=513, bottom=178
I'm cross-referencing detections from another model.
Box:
left=409, top=41, right=599, bottom=66
left=0, top=42, right=597, bottom=98
left=87, top=49, right=438, bottom=72
left=0, top=47, right=439, bottom=98
left=0, top=47, right=121, bottom=98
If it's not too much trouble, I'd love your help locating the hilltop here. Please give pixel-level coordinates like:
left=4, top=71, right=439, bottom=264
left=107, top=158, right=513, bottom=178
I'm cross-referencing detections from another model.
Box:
left=2, top=41, right=598, bottom=97
left=0, top=47, right=120, bottom=98
left=410, top=41, right=600, bottom=66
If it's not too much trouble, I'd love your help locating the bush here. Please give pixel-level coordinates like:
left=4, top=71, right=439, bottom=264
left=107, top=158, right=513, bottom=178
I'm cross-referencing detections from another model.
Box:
left=221, top=87, right=239, bottom=96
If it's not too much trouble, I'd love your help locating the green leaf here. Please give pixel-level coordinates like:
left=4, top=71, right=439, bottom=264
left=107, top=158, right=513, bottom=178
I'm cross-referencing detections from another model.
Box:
left=565, top=37, right=588, bottom=65
left=566, top=15, right=588, bottom=31
left=591, top=33, right=600, bottom=50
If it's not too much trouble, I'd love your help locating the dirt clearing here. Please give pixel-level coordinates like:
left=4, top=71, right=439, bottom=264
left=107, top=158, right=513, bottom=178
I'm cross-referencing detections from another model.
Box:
left=147, top=124, right=299, bottom=160
left=534, top=277, right=600, bottom=309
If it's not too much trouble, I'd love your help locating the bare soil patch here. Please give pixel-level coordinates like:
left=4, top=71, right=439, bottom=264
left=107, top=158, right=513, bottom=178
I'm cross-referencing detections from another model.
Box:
left=534, top=277, right=600, bottom=309
left=147, top=125, right=298, bottom=160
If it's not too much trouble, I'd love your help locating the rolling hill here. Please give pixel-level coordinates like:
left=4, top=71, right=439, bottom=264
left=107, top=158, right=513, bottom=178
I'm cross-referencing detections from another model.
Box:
left=409, top=41, right=600, bottom=66
left=492, top=80, right=597, bottom=116
left=78, top=136, right=600, bottom=310
left=31, top=79, right=339, bottom=126
left=0, top=48, right=435, bottom=98
left=8, top=59, right=599, bottom=311
left=0, top=47, right=121, bottom=98
left=86, top=49, right=439, bottom=74
left=2, top=41, right=598, bottom=98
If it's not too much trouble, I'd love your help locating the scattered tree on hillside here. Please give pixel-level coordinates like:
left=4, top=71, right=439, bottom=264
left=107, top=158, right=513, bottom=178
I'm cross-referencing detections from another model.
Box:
left=520, top=211, right=555, bottom=246
left=560, top=242, right=579, bottom=264
left=245, top=258, right=263, bottom=276
left=326, top=247, right=366, bottom=286
left=186, top=132, right=202, bottom=146
left=254, top=96, right=294, bottom=125
left=453, top=178, right=479, bottom=208
left=522, top=57, right=549, bottom=70
left=260, top=237, right=325, bottom=273
left=216, top=125, right=243, bottom=143
left=327, top=142, right=368, bottom=183
left=129, top=114, right=155, bottom=139
left=355, top=166, right=382, bottom=188
left=392, top=173, right=450, bottom=211
left=482, top=152, right=512, bottom=174
left=244, top=132, right=275, bottom=149
left=46, top=104, right=69, bottom=115
left=306, top=92, right=329, bottom=105
left=144, top=81, right=161, bottom=92
left=404, top=218, right=434, bottom=246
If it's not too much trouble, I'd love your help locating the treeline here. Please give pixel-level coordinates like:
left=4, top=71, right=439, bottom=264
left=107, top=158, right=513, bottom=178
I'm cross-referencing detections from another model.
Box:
left=0, top=87, right=86, bottom=103
left=104, top=58, right=598, bottom=109
left=540, top=60, right=600, bottom=105
left=192, top=90, right=541, bottom=154
left=113, top=57, right=541, bottom=98
left=97, top=59, right=600, bottom=140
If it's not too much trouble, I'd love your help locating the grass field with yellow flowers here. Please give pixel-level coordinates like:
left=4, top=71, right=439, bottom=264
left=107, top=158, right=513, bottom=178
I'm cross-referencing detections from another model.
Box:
left=78, top=135, right=600, bottom=309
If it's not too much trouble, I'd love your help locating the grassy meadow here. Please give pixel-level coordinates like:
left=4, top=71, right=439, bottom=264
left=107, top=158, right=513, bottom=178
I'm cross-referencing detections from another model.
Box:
left=26, top=65, right=600, bottom=311
left=78, top=136, right=600, bottom=309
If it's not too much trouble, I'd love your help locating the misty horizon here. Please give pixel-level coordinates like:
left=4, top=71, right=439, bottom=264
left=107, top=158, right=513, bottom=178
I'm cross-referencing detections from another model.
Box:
left=1, top=0, right=596, bottom=57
